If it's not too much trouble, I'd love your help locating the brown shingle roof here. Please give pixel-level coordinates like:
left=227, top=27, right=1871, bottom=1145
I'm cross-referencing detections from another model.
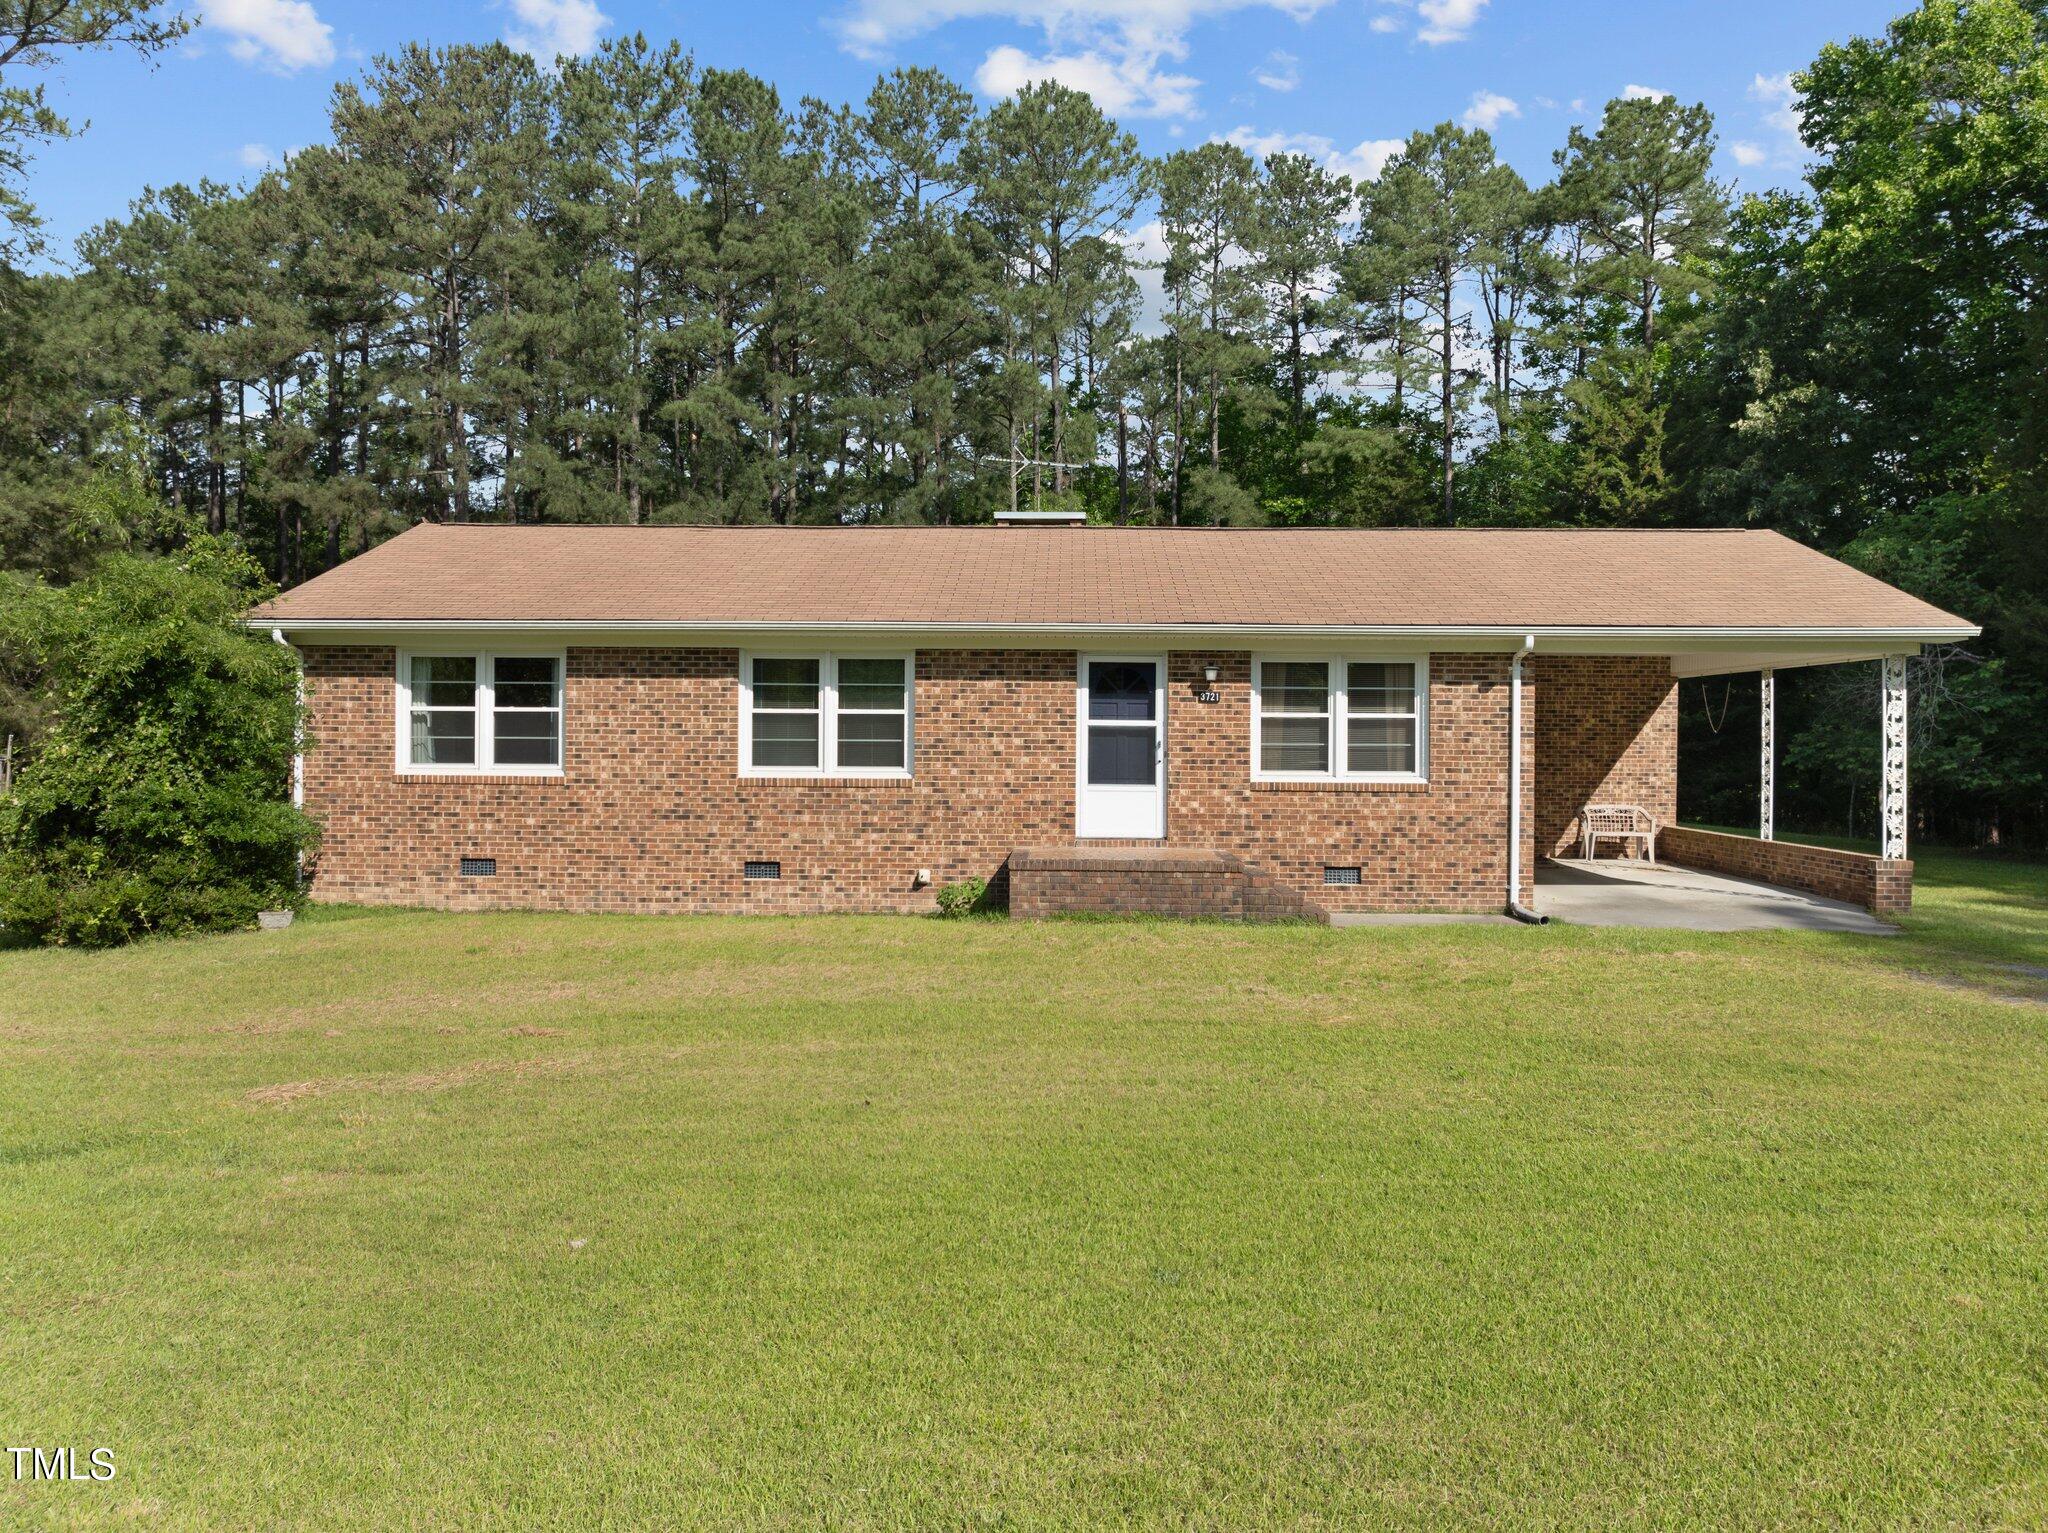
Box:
left=251, top=524, right=1975, bottom=634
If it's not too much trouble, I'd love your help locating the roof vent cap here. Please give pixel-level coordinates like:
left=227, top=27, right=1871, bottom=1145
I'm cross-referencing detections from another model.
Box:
left=993, top=509, right=1088, bottom=527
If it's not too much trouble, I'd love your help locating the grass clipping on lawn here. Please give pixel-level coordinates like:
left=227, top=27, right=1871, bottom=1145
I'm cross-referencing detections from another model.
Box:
left=1, top=850, right=2045, bottom=1527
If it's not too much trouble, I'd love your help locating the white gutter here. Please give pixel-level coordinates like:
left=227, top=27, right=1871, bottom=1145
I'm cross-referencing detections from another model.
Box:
left=250, top=618, right=1980, bottom=643
left=1506, top=635, right=1547, bottom=925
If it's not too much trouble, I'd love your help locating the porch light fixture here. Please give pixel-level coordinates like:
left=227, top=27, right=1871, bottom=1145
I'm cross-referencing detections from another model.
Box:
left=1203, top=665, right=1219, bottom=684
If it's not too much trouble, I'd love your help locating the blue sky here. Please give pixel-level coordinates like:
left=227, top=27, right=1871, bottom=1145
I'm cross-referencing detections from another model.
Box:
left=26, top=0, right=1904, bottom=260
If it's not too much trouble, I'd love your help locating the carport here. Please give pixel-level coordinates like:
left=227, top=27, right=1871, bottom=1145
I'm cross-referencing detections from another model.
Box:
left=1534, top=858, right=1897, bottom=934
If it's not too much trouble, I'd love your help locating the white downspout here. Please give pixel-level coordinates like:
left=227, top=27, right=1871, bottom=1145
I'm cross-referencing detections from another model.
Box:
left=273, top=628, right=306, bottom=887
left=272, top=628, right=304, bottom=812
left=1507, top=635, right=1547, bottom=924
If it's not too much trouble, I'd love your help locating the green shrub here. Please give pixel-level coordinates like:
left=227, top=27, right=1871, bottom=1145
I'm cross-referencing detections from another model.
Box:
left=0, top=539, right=319, bottom=947
left=933, top=876, right=996, bottom=918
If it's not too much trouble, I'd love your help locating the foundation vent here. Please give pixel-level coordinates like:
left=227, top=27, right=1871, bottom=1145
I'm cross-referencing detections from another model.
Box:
left=1322, top=866, right=1362, bottom=887
left=459, top=857, right=497, bottom=878
left=744, top=860, right=782, bottom=882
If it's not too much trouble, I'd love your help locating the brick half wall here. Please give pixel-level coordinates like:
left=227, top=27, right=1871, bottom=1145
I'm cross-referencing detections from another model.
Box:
left=1660, top=826, right=1912, bottom=918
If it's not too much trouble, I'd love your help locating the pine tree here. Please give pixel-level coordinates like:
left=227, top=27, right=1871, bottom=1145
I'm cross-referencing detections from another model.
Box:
left=837, top=68, right=986, bottom=521
left=1251, top=151, right=1351, bottom=440
left=0, top=1, right=188, bottom=261
left=1554, top=95, right=1726, bottom=350
left=328, top=44, right=553, bottom=521
left=1354, top=124, right=1520, bottom=521
left=1154, top=142, right=1265, bottom=477
left=962, top=82, right=1141, bottom=505
left=551, top=34, right=695, bottom=522
left=1471, top=168, right=1551, bottom=429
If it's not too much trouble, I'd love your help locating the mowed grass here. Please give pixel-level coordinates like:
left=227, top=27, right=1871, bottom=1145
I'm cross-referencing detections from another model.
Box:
left=3, top=854, right=2046, bottom=1528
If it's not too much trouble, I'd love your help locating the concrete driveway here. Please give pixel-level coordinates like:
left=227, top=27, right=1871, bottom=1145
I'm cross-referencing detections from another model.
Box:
left=1534, top=858, right=1898, bottom=934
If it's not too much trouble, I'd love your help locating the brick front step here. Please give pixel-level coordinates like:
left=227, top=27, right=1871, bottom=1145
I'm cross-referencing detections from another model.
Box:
left=1007, top=846, right=1332, bottom=925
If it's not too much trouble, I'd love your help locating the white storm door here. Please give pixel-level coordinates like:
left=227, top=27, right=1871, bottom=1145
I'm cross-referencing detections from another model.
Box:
left=1077, top=656, right=1166, bottom=839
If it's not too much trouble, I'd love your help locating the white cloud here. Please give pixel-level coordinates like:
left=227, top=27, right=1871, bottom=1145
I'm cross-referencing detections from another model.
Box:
left=1220, top=125, right=1402, bottom=183
left=1462, top=90, right=1518, bottom=131
left=202, top=0, right=334, bottom=72
left=1368, top=12, right=1400, bottom=32
left=1255, top=49, right=1298, bottom=91
left=1622, top=83, right=1671, bottom=101
left=504, top=0, right=609, bottom=61
left=846, top=0, right=1335, bottom=118
left=1751, top=70, right=1799, bottom=136
left=1727, top=71, right=1803, bottom=173
left=975, top=42, right=1200, bottom=117
left=840, top=0, right=1334, bottom=57
left=1328, top=137, right=1405, bottom=182
left=1118, top=217, right=1172, bottom=333
left=239, top=142, right=277, bottom=169
left=1416, top=0, right=1485, bottom=45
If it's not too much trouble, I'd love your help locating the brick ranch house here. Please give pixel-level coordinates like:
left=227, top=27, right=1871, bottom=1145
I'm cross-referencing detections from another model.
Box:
left=252, top=522, right=1976, bottom=921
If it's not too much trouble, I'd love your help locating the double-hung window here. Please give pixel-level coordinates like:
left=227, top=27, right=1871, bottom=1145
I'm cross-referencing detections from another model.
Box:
left=741, top=653, right=912, bottom=776
left=398, top=652, right=563, bottom=774
left=1252, top=657, right=1426, bottom=781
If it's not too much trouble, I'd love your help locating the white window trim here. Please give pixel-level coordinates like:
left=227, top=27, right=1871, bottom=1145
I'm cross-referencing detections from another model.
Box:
left=1250, top=654, right=1429, bottom=783
left=739, top=651, right=915, bottom=780
left=395, top=649, right=566, bottom=777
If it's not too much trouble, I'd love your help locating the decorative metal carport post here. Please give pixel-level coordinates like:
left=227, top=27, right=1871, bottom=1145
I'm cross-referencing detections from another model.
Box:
left=1759, top=668, right=1775, bottom=841
left=1880, top=656, right=1909, bottom=860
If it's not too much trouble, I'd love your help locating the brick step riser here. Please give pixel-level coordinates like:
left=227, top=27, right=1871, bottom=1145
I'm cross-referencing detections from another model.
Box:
left=1010, top=852, right=1331, bottom=925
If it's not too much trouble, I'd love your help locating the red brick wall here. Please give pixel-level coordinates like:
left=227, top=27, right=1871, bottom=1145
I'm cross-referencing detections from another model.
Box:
left=298, top=645, right=1533, bottom=915
left=1659, top=826, right=1912, bottom=917
left=1163, top=651, right=1533, bottom=910
left=1533, top=655, right=1677, bottom=858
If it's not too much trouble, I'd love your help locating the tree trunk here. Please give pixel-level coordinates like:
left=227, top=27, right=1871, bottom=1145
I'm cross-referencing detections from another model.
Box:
left=1288, top=289, right=1304, bottom=434
left=355, top=332, right=370, bottom=479
left=1050, top=335, right=1065, bottom=497
left=1208, top=363, right=1220, bottom=469
left=627, top=220, right=645, bottom=524
left=1115, top=404, right=1128, bottom=525
left=1439, top=262, right=1455, bottom=522
left=1207, top=254, right=1222, bottom=470
left=445, top=270, right=469, bottom=520
left=1641, top=213, right=1656, bottom=349
left=206, top=380, right=225, bottom=535
left=1170, top=311, right=1186, bottom=526
left=1391, top=286, right=1408, bottom=415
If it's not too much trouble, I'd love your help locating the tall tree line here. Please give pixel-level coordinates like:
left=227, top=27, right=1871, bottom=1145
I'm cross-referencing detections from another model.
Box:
left=0, top=2, right=2041, bottom=845
left=0, top=34, right=1745, bottom=567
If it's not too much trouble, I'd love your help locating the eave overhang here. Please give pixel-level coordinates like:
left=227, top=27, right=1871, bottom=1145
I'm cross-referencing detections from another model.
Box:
left=255, top=616, right=1979, bottom=674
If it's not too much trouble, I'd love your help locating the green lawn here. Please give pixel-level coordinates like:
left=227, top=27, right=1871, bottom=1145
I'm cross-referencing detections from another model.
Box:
left=3, top=855, right=2046, bottom=1528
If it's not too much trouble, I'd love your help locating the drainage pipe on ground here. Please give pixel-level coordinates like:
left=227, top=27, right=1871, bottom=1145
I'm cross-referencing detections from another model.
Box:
left=1506, top=634, right=1549, bottom=925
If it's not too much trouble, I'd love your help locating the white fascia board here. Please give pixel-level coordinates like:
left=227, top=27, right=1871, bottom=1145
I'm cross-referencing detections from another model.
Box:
left=254, top=618, right=1981, bottom=653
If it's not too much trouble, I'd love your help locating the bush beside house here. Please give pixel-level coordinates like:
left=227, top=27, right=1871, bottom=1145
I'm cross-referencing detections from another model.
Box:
left=0, top=540, right=317, bottom=947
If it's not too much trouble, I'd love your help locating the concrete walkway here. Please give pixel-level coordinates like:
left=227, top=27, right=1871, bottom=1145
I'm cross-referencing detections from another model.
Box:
left=1534, top=858, right=1897, bottom=934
